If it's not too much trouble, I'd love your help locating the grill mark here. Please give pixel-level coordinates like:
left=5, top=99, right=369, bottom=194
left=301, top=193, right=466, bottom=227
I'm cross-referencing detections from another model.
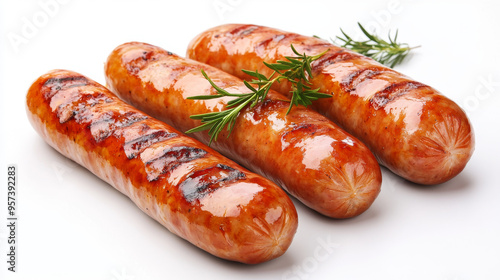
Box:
left=256, top=37, right=274, bottom=50
left=43, top=73, right=151, bottom=143
left=72, top=103, right=148, bottom=143
left=143, top=146, right=207, bottom=182
left=370, top=81, right=428, bottom=109
left=141, top=50, right=153, bottom=61
left=43, top=75, right=90, bottom=99
left=44, top=75, right=88, bottom=85
left=230, top=25, right=259, bottom=37
left=88, top=111, right=147, bottom=143
left=247, top=98, right=289, bottom=122
left=281, top=123, right=323, bottom=150
left=311, top=50, right=362, bottom=73
left=256, top=34, right=287, bottom=50
left=256, top=33, right=302, bottom=55
left=282, top=123, right=319, bottom=137
left=259, top=98, right=283, bottom=109
left=341, top=67, right=387, bottom=92
left=53, top=89, right=114, bottom=123
left=278, top=33, right=300, bottom=44
left=126, top=63, right=141, bottom=75
left=273, top=34, right=286, bottom=42
left=179, top=164, right=246, bottom=202
left=125, top=49, right=164, bottom=75
left=299, top=42, right=332, bottom=53
left=123, top=129, right=178, bottom=159
left=159, top=63, right=199, bottom=83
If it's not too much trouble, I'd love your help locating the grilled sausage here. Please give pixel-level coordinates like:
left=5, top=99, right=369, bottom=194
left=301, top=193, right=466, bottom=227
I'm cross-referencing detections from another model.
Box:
left=26, top=69, right=298, bottom=264
left=104, top=42, right=381, bottom=219
left=186, top=24, right=475, bottom=185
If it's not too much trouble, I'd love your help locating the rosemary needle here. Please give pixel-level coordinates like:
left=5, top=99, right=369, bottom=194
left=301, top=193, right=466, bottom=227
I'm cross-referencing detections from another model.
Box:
left=336, top=22, right=420, bottom=68
left=186, top=45, right=331, bottom=145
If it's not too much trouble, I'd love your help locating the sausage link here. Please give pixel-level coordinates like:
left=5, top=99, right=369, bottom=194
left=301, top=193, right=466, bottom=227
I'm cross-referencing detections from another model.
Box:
left=104, top=42, right=382, bottom=218
left=26, top=69, right=298, bottom=264
left=186, top=24, right=475, bottom=185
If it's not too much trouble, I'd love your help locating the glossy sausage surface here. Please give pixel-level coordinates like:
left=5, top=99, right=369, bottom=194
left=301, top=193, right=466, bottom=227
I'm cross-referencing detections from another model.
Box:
left=26, top=69, right=298, bottom=264
left=105, top=42, right=381, bottom=219
left=187, top=24, right=475, bottom=185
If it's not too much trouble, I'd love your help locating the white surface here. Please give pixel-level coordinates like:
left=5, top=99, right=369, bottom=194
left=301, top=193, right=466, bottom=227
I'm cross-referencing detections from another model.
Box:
left=1, top=0, right=499, bottom=279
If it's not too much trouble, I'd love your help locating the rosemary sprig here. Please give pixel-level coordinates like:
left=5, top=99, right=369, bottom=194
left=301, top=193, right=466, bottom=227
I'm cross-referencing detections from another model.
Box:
left=336, top=22, right=420, bottom=68
left=186, top=45, right=330, bottom=145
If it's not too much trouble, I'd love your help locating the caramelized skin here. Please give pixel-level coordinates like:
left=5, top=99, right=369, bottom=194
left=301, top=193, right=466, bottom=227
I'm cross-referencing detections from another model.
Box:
left=186, top=24, right=475, bottom=185
left=26, top=70, right=298, bottom=264
left=105, top=42, right=382, bottom=218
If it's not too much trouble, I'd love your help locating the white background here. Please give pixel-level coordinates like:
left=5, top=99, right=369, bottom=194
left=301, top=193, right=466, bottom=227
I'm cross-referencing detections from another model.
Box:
left=1, top=0, right=499, bottom=279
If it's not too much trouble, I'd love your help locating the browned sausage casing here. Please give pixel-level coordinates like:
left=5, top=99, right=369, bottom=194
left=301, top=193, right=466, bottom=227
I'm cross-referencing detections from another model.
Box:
left=186, top=24, right=475, bottom=185
left=26, top=69, right=298, bottom=264
left=105, top=42, right=382, bottom=219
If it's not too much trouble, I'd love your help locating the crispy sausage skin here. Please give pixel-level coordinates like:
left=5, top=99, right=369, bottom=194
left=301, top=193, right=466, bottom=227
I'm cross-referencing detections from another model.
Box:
left=105, top=42, right=382, bottom=219
left=26, top=69, right=298, bottom=264
left=186, top=24, right=475, bottom=185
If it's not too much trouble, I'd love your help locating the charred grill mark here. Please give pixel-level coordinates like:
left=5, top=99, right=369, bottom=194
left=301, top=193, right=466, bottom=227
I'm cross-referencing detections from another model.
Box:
left=229, top=25, right=259, bottom=37
left=370, top=81, right=429, bottom=109
left=43, top=73, right=148, bottom=142
left=53, top=90, right=114, bottom=123
left=277, top=33, right=300, bottom=44
left=299, top=42, right=332, bottom=54
left=125, top=64, right=141, bottom=75
left=179, top=164, right=246, bottom=202
left=159, top=64, right=199, bottom=83
left=143, top=146, right=208, bottom=182
left=311, top=50, right=362, bottom=73
left=141, top=50, right=152, bottom=61
left=256, top=34, right=287, bottom=50
left=258, top=33, right=323, bottom=54
left=284, top=123, right=319, bottom=136
left=140, top=50, right=163, bottom=63
left=281, top=123, right=323, bottom=149
left=144, top=146, right=205, bottom=165
left=273, top=34, right=286, bottom=42
left=282, top=123, right=318, bottom=138
left=259, top=98, right=287, bottom=110
left=124, top=129, right=178, bottom=159
left=125, top=49, right=163, bottom=75
left=44, top=75, right=88, bottom=86
left=43, top=75, right=89, bottom=99
left=86, top=111, right=148, bottom=143
left=341, top=67, right=387, bottom=92
left=255, top=33, right=302, bottom=55
left=247, top=98, right=290, bottom=122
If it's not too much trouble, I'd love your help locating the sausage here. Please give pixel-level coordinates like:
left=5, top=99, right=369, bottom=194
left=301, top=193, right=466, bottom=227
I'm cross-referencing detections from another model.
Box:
left=26, top=69, right=298, bottom=264
left=104, top=42, right=382, bottom=219
left=186, top=24, right=475, bottom=185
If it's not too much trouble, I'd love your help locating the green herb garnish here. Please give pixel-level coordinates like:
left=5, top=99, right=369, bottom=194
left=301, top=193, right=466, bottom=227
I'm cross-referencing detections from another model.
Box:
left=186, top=44, right=330, bottom=145
left=336, top=22, right=420, bottom=68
